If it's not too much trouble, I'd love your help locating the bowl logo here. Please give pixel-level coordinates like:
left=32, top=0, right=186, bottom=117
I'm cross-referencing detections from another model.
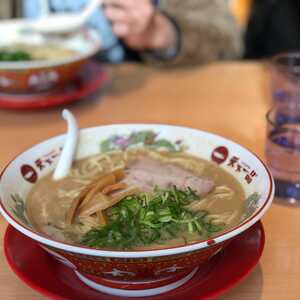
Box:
left=211, top=146, right=229, bottom=165
left=0, top=76, right=13, bottom=87
left=20, top=164, right=38, bottom=184
left=28, top=71, right=59, bottom=91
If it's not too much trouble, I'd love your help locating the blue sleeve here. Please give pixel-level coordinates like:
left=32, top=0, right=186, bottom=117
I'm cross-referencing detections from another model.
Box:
left=23, top=0, right=44, bottom=18
left=88, top=7, right=125, bottom=62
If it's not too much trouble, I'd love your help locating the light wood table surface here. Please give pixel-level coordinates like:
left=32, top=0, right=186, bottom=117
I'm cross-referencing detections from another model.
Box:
left=0, top=62, right=297, bottom=300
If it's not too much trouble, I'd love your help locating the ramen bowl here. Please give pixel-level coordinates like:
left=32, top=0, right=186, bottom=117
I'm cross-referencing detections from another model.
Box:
left=0, top=20, right=101, bottom=93
left=0, top=124, right=274, bottom=297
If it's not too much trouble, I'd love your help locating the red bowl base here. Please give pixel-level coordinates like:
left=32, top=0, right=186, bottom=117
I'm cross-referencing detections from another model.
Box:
left=75, top=267, right=199, bottom=297
left=4, top=222, right=265, bottom=300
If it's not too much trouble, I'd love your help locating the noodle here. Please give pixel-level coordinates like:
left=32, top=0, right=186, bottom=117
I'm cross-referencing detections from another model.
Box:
left=0, top=43, right=77, bottom=61
left=26, top=148, right=245, bottom=250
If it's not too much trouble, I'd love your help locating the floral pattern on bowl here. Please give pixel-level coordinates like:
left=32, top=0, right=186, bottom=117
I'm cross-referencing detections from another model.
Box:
left=100, top=130, right=187, bottom=153
left=244, top=192, right=261, bottom=218
left=10, top=194, right=31, bottom=227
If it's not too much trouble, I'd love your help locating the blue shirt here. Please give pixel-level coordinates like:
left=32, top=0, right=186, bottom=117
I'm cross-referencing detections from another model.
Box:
left=23, top=0, right=125, bottom=62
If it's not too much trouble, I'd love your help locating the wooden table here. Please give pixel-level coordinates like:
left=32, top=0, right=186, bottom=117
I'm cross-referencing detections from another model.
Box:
left=0, top=62, right=296, bottom=300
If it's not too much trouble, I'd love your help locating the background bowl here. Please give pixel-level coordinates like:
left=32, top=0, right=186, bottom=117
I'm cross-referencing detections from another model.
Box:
left=0, top=124, right=274, bottom=296
left=0, top=20, right=101, bottom=93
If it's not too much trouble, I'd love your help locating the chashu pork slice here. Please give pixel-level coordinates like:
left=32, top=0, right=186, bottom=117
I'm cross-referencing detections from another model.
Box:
left=125, top=156, right=214, bottom=196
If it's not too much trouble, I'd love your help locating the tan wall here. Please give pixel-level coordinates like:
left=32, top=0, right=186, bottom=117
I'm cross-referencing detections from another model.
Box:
left=0, top=0, right=22, bottom=19
left=0, top=0, right=12, bottom=19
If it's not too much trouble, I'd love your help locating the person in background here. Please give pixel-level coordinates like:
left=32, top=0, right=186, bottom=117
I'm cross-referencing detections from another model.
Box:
left=2, top=0, right=243, bottom=66
left=245, top=0, right=300, bottom=59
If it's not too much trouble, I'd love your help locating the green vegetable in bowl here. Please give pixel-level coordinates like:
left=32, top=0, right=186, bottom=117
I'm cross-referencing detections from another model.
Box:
left=81, top=186, right=225, bottom=250
left=0, top=50, right=32, bottom=61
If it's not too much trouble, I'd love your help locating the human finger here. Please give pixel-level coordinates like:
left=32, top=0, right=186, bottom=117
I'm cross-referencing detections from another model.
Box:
left=103, top=0, right=134, bottom=10
left=105, top=6, right=129, bottom=23
left=111, top=22, right=130, bottom=37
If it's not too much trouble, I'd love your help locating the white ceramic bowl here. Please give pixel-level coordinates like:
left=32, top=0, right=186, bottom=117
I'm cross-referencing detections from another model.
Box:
left=0, top=20, right=101, bottom=93
left=0, top=124, right=274, bottom=297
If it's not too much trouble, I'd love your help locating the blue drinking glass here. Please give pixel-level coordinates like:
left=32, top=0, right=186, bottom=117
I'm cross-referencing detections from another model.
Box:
left=266, top=106, right=300, bottom=205
left=271, top=53, right=300, bottom=112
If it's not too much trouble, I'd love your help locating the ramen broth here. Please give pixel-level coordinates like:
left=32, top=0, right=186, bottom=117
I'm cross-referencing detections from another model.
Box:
left=0, top=43, right=77, bottom=62
left=26, top=149, right=246, bottom=250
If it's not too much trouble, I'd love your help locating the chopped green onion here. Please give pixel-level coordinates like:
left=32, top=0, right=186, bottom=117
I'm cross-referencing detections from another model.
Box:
left=81, top=186, right=224, bottom=250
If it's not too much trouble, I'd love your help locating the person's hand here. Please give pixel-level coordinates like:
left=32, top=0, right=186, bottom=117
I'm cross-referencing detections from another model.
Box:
left=103, top=0, right=177, bottom=51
